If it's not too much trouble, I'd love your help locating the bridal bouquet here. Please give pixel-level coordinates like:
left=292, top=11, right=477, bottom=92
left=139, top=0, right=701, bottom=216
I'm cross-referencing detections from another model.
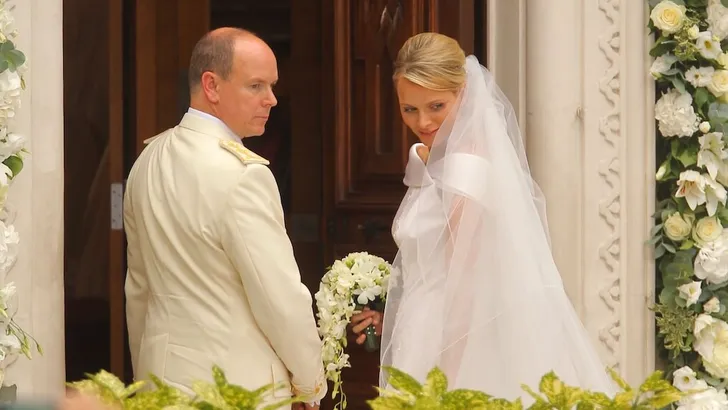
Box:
left=314, top=252, right=393, bottom=409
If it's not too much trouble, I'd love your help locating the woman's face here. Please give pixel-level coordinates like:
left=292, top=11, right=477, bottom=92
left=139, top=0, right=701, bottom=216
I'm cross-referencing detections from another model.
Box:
left=396, top=78, right=458, bottom=147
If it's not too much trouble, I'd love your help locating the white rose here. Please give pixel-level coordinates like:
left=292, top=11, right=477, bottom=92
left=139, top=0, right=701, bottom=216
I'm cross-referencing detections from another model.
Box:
left=678, top=281, right=703, bottom=307
left=651, top=1, right=687, bottom=34
left=651, top=53, right=678, bottom=78
left=719, top=53, right=728, bottom=69
left=709, top=70, right=728, bottom=97
left=694, top=216, right=724, bottom=245
left=709, top=0, right=728, bottom=40
left=689, top=24, right=701, bottom=39
left=705, top=296, right=722, bottom=313
left=698, top=31, right=724, bottom=61
left=673, top=366, right=708, bottom=392
left=655, top=89, right=701, bottom=138
left=694, top=314, right=728, bottom=378
left=664, top=212, right=695, bottom=241
left=701, top=121, right=713, bottom=133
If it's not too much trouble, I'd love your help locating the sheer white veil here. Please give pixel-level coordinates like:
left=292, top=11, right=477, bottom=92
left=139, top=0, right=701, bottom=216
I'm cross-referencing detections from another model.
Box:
left=379, top=56, right=616, bottom=403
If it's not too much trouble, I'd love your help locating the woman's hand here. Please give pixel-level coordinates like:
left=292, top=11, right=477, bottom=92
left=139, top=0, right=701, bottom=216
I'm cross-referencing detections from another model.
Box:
left=349, top=307, right=382, bottom=345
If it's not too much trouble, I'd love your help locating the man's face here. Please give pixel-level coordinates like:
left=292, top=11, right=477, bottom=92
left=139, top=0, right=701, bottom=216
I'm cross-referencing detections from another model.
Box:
left=216, top=39, right=278, bottom=138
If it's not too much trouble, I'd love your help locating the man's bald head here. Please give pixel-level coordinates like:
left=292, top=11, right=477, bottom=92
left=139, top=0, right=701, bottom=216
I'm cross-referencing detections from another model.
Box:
left=188, top=27, right=260, bottom=91
left=188, top=27, right=278, bottom=138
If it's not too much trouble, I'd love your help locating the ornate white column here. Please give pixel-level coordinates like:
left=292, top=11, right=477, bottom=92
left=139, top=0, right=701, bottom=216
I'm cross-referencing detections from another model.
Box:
left=490, top=0, right=655, bottom=385
left=5, top=0, right=65, bottom=398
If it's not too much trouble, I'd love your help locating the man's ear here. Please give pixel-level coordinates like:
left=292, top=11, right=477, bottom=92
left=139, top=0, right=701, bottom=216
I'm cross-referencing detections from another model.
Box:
left=201, top=72, right=220, bottom=103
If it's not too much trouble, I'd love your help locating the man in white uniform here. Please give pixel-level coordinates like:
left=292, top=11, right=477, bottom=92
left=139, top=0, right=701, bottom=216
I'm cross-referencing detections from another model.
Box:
left=123, top=28, right=325, bottom=409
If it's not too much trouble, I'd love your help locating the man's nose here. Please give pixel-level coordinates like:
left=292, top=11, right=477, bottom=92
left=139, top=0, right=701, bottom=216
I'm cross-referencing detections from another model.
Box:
left=265, top=88, right=278, bottom=107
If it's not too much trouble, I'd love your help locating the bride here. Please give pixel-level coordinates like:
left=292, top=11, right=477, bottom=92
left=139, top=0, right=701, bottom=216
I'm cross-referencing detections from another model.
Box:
left=349, top=32, right=616, bottom=402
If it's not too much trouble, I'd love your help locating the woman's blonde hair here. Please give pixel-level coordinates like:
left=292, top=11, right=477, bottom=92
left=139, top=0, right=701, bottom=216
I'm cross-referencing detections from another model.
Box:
left=393, top=32, right=466, bottom=92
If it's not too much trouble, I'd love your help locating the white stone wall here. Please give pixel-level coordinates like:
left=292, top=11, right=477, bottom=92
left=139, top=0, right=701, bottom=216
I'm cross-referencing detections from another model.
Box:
left=5, top=0, right=65, bottom=398
left=489, top=0, right=656, bottom=385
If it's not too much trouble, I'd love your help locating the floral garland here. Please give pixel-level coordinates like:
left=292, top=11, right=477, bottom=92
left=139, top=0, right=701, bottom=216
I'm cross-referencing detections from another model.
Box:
left=649, top=0, right=728, bottom=407
left=0, top=0, right=40, bottom=387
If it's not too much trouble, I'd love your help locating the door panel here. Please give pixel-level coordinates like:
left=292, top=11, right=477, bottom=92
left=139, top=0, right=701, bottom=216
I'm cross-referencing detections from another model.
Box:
left=321, top=0, right=478, bottom=408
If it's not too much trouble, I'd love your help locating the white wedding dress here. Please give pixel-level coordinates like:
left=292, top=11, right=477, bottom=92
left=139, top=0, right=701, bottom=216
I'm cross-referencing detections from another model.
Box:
left=379, top=56, right=617, bottom=403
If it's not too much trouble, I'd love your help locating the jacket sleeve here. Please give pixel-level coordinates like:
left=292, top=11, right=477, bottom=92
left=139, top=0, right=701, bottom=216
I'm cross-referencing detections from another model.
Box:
left=219, top=164, right=327, bottom=402
left=123, top=182, right=148, bottom=379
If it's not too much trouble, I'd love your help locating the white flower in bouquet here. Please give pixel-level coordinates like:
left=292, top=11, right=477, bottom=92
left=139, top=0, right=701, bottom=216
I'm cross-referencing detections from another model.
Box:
left=698, top=32, right=723, bottom=61
left=656, top=89, right=700, bottom=138
left=705, top=296, right=722, bottom=313
left=698, top=132, right=728, bottom=180
left=651, top=1, right=687, bottom=34
left=0, top=329, right=20, bottom=362
left=651, top=53, right=678, bottom=78
left=677, top=386, right=728, bottom=409
left=694, top=314, right=728, bottom=378
left=673, top=366, right=708, bottom=392
left=0, top=221, right=18, bottom=276
left=709, top=69, right=728, bottom=97
left=0, top=69, right=21, bottom=120
left=693, top=216, right=724, bottom=246
left=687, top=66, right=715, bottom=88
left=665, top=212, right=695, bottom=241
left=678, top=281, right=703, bottom=307
left=315, top=252, right=394, bottom=408
left=709, top=0, right=728, bottom=40
left=695, top=231, right=728, bottom=284
left=0, top=131, right=24, bottom=163
left=677, top=171, right=707, bottom=210
left=705, top=176, right=728, bottom=216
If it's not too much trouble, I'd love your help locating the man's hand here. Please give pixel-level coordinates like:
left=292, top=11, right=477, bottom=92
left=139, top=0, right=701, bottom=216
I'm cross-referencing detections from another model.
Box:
left=350, top=307, right=382, bottom=345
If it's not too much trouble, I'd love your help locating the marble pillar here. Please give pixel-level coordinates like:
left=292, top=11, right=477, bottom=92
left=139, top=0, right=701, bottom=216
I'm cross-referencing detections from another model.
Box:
left=4, top=0, right=65, bottom=398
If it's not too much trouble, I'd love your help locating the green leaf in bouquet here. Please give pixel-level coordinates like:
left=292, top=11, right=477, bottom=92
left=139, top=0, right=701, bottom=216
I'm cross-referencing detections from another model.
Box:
left=423, top=367, right=448, bottom=399
left=439, top=389, right=491, bottom=409
left=722, top=0, right=728, bottom=7
left=663, top=242, right=677, bottom=254
left=669, top=76, right=687, bottom=94
left=381, top=366, right=424, bottom=397
left=191, top=380, right=233, bottom=410
left=650, top=37, right=677, bottom=57
left=676, top=144, right=699, bottom=167
left=650, top=223, right=664, bottom=237
left=367, top=395, right=414, bottom=410
left=655, top=243, right=667, bottom=259
left=679, top=239, right=694, bottom=250
left=3, top=155, right=22, bottom=178
left=695, top=87, right=712, bottom=110
left=652, top=302, right=697, bottom=357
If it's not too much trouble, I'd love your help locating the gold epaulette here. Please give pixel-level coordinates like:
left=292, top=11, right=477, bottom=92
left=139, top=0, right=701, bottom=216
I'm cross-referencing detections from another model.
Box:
left=219, top=139, right=270, bottom=165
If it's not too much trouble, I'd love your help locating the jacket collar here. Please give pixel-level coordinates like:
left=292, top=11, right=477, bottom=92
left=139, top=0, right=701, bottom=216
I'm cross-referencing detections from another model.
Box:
left=178, top=109, right=242, bottom=143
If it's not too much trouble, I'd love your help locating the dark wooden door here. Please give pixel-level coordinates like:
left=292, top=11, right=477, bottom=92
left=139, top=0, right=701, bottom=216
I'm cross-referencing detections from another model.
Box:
left=320, top=1, right=479, bottom=408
